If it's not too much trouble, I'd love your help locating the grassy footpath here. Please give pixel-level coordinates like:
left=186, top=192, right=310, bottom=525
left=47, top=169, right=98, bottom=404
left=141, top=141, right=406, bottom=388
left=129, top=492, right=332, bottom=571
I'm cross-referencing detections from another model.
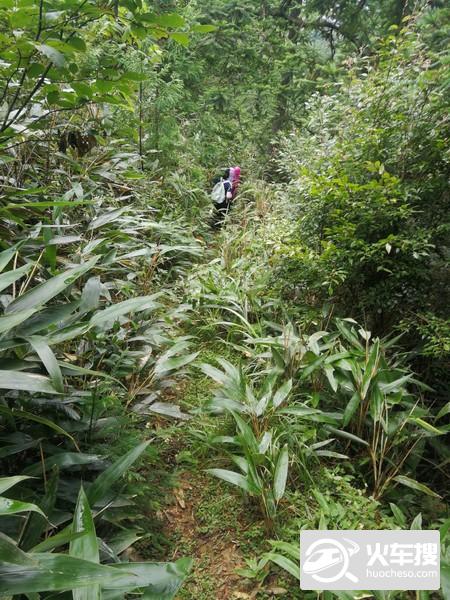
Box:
left=131, top=199, right=409, bottom=600
left=129, top=213, right=290, bottom=598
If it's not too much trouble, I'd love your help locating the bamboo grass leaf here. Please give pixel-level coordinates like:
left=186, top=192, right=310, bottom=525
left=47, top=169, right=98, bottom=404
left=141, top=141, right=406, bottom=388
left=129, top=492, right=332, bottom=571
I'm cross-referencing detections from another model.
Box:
left=0, top=496, right=46, bottom=518
left=273, top=379, right=292, bottom=408
left=0, top=532, right=36, bottom=565
left=70, top=487, right=100, bottom=600
left=89, top=295, right=161, bottom=329
left=393, top=475, right=441, bottom=498
left=206, top=468, right=256, bottom=494
left=0, top=263, right=33, bottom=293
left=342, top=391, right=361, bottom=427
left=0, top=309, right=37, bottom=335
left=5, top=259, right=98, bottom=315
left=0, top=476, right=31, bottom=494
left=273, top=445, right=289, bottom=502
left=27, top=336, right=64, bottom=393
left=86, top=440, right=150, bottom=507
left=0, top=370, right=57, bottom=394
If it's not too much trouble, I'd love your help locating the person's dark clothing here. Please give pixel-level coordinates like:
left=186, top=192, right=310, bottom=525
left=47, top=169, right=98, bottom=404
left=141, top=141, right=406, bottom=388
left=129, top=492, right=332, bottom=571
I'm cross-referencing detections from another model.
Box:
left=212, top=180, right=232, bottom=228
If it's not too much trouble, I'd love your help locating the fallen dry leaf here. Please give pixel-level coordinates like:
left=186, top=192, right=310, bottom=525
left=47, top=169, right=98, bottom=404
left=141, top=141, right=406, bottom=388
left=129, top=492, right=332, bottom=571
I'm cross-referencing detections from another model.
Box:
left=174, top=488, right=186, bottom=509
left=266, top=586, right=288, bottom=596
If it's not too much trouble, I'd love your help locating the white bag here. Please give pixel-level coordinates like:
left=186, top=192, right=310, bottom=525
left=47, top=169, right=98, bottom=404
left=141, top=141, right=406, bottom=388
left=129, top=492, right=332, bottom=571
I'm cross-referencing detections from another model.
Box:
left=210, top=178, right=229, bottom=204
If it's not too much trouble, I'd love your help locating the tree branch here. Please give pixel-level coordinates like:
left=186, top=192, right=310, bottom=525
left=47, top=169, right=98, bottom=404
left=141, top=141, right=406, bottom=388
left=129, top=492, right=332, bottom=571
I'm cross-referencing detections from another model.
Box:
left=35, top=0, right=45, bottom=41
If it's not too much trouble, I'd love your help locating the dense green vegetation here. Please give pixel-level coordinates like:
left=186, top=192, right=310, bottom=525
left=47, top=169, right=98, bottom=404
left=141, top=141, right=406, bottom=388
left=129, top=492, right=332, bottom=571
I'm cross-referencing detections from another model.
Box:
left=0, top=0, right=449, bottom=598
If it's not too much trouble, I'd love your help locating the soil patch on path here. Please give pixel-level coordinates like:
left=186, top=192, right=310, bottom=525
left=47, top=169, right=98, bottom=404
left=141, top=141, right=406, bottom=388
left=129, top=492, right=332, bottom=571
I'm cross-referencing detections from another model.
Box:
left=163, top=471, right=264, bottom=599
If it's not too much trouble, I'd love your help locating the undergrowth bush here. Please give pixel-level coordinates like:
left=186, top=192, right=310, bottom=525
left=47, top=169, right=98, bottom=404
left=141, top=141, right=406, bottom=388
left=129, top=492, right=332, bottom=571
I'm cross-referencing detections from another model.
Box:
left=272, top=17, right=449, bottom=378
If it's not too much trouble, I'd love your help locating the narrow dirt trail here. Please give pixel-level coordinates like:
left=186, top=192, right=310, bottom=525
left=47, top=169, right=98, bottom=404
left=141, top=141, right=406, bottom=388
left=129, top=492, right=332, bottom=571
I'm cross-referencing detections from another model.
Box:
left=164, top=472, right=251, bottom=599
left=153, top=214, right=270, bottom=599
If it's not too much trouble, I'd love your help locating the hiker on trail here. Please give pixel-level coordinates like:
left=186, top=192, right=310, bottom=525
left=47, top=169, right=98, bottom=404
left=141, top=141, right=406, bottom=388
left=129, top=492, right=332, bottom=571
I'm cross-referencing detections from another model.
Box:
left=210, top=167, right=233, bottom=228
left=210, top=166, right=241, bottom=228
left=230, top=165, right=241, bottom=199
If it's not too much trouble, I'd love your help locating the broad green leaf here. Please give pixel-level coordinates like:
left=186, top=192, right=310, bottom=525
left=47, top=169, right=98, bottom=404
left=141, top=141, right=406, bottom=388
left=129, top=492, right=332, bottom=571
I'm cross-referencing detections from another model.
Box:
left=342, top=391, right=361, bottom=426
left=27, top=336, right=64, bottom=393
left=89, top=296, right=160, bottom=329
left=378, top=374, right=412, bottom=395
left=232, top=411, right=259, bottom=455
left=0, top=554, right=134, bottom=593
left=106, top=557, right=193, bottom=592
left=324, top=365, right=338, bottom=392
left=0, top=308, right=37, bottom=335
left=23, top=452, right=102, bottom=476
left=4, top=200, right=91, bottom=210
left=258, top=431, right=272, bottom=454
left=273, top=445, right=289, bottom=502
left=5, top=258, right=98, bottom=315
left=46, top=235, right=82, bottom=246
left=326, top=427, right=369, bottom=446
left=80, top=277, right=101, bottom=313
left=312, top=489, right=330, bottom=512
left=120, top=72, right=146, bottom=82
left=155, top=13, right=185, bottom=27
left=169, top=32, right=189, bottom=47
left=37, top=44, right=65, bottom=67
left=67, top=37, right=87, bottom=52
left=393, top=475, right=441, bottom=498
left=369, top=383, right=384, bottom=421
left=307, top=330, right=326, bottom=353
left=0, top=263, right=33, bottom=293
left=146, top=402, right=191, bottom=420
left=267, top=553, right=300, bottom=580
left=88, top=208, right=128, bottom=230
left=206, top=469, right=255, bottom=494
left=280, top=407, right=340, bottom=424
left=31, top=529, right=85, bottom=553
left=0, top=243, right=23, bottom=273
left=0, top=370, right=57, bottom=394
left=71, top=487, right=100, bottom=600
left=389, top=502, right=406, bottom=527
left=410, top=418, right=444, bottom=435
left=0, top=437, right=40, bottom=459
left=57, top=362, right=124, bottom=387
left=315, top=450, right=348, bottom=459
left=21, top=469, right=58, bottom=551
left=0, top=496, right=45, bottom=518
left=269, top=541, right=299, bottom=561
left=0, top=406, right=78, bottom=447
left=191, top=24, right=216, bottom=33
left=108, top=529, right=144, bottom=555
left=410, top=512, right=422, bottom=530
left=16, top=301, right=79, bottom=337
left=0, top=532, right=35, bottom=565
left=441, top=565, right=450, bottom=600
left=361, top=339, right=380, bottom=399
left=0, top=476, right=31, bottom=494
left=440, top=517, right=450, bottom=541
left=0, top=553, right=191, bottom=595
left=153, top=351, right=198, bottom=379
left=198, top=363, right=228, bottom=385
left=87, top=440, right=150, bottom=506
left=436, top=402, right=450, bottom=420
left=335, top=319, right=363, bottom=349
left=279, top=406, right=321, bottom=417
left=273, top=379, right=292, bottom=408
